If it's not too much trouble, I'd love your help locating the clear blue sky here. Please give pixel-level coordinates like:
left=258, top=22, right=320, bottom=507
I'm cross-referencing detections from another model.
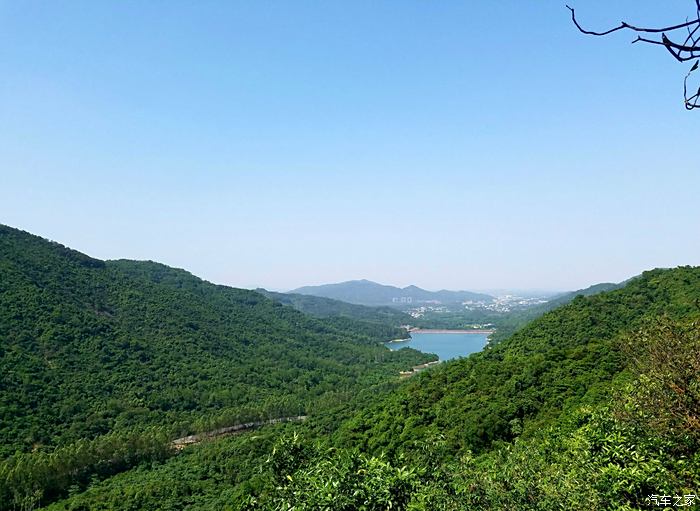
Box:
left=1, top=1, right=699, bottom=292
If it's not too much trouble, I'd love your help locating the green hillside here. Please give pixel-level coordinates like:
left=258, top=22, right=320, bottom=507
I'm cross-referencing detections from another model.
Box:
left=545, top=281, right=623, bottom=308
left=328, top=268, right=700, bottom=455
left=407, top=282, right=622, bottom=338
left=484, top=281, right=625, bottom=344
left=33, top=266, right=700, bottom=510
left=0, top=225, right=432, bottom=509
left=233, top=266, right=698, bottom=510
left=3, top=224, right=698, bottom=510
left=256, top=289, right=411, bottom=340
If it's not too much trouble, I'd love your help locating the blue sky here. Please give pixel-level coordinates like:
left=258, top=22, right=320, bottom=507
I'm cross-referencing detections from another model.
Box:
left=1, top=1, right=699, bottom=291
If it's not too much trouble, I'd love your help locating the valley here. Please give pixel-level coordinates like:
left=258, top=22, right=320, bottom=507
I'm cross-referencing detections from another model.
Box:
left=3, top=3, right=698, bottom=508
left=1, top=226, right=698, bottom=510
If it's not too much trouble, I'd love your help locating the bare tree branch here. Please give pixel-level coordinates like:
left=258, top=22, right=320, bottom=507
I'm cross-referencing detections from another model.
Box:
left=566, top=5, right=699, bottom=36
left=566, top=3, right=700, bottom=109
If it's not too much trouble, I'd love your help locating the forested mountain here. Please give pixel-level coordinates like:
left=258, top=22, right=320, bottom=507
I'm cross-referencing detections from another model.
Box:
left=485, top=280, right=625, bottom=344
left=32, top=265, right=700, bottom=510
left=256, top=289, right=411, bottom=323
left=544, top=281, right=623, bottom=309
left=0, top=225, right=431, bottom=509
left=256, top=289, right=411, bottom=340
left=328, top=268, right=699, bottom=453
left=291, top=279, right=493, bottom=307
left=259, top=266, right=700, bottom=508
left=411, top=280, right=624, bottom=340
left=3, top=223, right=698, bottom=510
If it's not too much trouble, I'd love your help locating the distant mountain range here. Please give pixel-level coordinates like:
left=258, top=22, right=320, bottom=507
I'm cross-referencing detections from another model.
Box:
left=290, top=279, right=493, bottom=307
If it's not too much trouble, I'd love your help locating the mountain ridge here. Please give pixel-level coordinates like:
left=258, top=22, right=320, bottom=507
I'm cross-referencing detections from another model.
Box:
left=290, top=279, right=493, bottom=307
left=0, top=224, right=430, bottom=457
left=35, top=264, right=700, bottom=510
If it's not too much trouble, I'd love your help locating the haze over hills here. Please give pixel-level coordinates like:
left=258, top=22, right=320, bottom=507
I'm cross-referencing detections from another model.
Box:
left=543, top=281, right=624, bottom=310
left=467, top=280, right=628, bottom=345
left=257, top=289, right=411, bottom=323
left=290, top=279, right=493, bottom=307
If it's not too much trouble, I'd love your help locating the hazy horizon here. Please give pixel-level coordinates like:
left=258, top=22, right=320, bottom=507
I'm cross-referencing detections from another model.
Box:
left=2, top=1, right=699, bottom=292
left=0, top=220, right=644, bottom=295
left=284, top=280, right=570, bottom=298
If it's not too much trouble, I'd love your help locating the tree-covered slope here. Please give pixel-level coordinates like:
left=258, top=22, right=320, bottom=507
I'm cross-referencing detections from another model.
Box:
left=256, top=288, right=411, bottom=324
left=484, top=280, right=624, bottom=345
left=329, top=267, right=700, bottom=455
left=545, top=281, right=623, bottom=309
left=256, top=289, right=411, bottom=340
left=38, top=266, right=700, bottom=510
left=0, top=224, right=430, bottom=458
left=253, top=308, right=700, bottom=511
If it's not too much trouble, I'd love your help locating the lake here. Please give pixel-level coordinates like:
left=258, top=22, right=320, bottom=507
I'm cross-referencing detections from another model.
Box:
left=385, top=331, right=489, bottom=361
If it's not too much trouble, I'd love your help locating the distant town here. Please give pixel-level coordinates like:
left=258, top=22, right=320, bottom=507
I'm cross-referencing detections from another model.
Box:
left=404, top=295, right=549, bottom=318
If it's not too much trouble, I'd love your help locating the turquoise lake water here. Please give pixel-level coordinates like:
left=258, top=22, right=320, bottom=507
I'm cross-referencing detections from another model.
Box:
left=385, top=332, right=489, bottom=361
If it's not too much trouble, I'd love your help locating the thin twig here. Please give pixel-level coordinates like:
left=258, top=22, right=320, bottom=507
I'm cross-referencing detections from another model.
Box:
left=567, top=5, right=699, bottom=36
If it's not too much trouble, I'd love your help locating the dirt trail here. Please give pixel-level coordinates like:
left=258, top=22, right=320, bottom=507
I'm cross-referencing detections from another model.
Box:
left=171, top=415, right=308, bottom=450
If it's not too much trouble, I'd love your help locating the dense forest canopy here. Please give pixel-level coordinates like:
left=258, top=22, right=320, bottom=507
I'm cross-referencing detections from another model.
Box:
left=0, top=224, right=432, bottom=509
left=2, top=2, right=698, bottom=509
left=256, top=288, right=412, bottom=340
left=27, top=264, right=700, bottom=511
left=2, top=224, right=699, bottom=510
left=327, top=267, right=700, bottom=454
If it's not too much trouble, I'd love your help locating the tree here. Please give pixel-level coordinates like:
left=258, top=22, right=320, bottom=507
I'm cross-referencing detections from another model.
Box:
left=567, top=2, right=700, bottom=110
